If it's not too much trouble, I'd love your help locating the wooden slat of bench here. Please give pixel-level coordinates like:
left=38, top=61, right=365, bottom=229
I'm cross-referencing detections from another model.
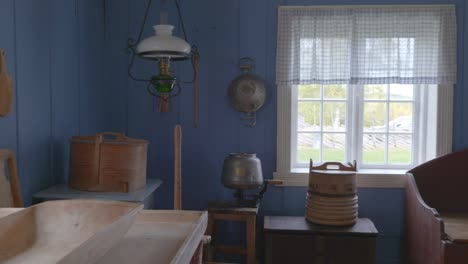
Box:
left=441, top=212, right=468, bottom=244
left=203, top=261, right=237, bottom=264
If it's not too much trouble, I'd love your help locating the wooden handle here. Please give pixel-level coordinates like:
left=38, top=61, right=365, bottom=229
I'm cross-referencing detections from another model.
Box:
left=0, top=49, right=4, bottom=73
left=99, top=132, right=126, bottom=141
left=0, top=49, right=6, bottom=74
left=7, top=152, right=22, bottom=207
left=93, top=136, right=103, bottom=186
left=0, top=48, right=13, bottom=117
left=174, top=125, right=182, bottom=210
left=0, top=149, right=23, bottom=207
left=193, top=49, right=200, bottom=128
left=159, top=94, right=170, bottom=113
left=265, top=179, right=284, bottom=186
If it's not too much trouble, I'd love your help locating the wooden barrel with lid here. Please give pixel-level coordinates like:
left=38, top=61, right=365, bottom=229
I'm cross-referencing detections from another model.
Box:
left=306, top=160, right=358, bottom=226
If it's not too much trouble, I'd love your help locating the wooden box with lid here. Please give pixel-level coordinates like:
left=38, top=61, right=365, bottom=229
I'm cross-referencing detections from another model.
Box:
left=69, top=132, right=148, bottom=193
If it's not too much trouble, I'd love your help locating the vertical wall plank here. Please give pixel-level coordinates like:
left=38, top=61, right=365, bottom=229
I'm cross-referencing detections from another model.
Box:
left=77, top=0, right=108, bottom=134
left=180, top=0, right=241, bottom=209
left=262, top=0, right=284, bottom=212
left=50, top=0, right=79, bottom=184
left=15, top=0, right=53, bottom=205
left=104, top=0, right=130, bottom=133
left=0, top=0, right=18, bottom=152
left=238, top=0, right=269, bottom=189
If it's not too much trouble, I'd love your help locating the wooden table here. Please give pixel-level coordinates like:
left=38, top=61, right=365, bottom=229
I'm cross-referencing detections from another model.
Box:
left=264, top=216, right=378, bottom=264
left=32, top=179, right=162, bottom=209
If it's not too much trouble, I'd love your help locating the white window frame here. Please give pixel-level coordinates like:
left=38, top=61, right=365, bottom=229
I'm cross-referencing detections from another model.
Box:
left=291, top=84, right=352, bottom=170
left=291, top=84, right=422, bottom=170
left=354, top=84, right=420, bottom=170
left=274, top=84, right=453, bottom=188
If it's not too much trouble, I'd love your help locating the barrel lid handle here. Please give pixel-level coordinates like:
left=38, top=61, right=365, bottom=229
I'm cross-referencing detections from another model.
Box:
left=99, top=132, right=127, bottom=141
left=310, top=160, right=357, bottom=172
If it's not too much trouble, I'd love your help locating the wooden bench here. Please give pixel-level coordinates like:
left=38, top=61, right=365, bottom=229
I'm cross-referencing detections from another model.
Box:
left=441, top=213, right=468, bottom=244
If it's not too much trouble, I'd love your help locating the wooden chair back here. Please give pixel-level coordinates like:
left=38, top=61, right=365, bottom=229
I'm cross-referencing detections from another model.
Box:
left=0, top=149, right=22, bottom=207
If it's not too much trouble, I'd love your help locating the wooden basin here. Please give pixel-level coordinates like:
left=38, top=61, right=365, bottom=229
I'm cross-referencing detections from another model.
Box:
left=0, top=208, right=21, bottom=218
left=97, top=210, right=208, bottom=264
left=0, top=200, right=142, bottom=264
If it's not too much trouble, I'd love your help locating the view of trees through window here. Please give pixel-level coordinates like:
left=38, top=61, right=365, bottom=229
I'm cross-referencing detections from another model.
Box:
left=296, top=84, right=415, bottom=167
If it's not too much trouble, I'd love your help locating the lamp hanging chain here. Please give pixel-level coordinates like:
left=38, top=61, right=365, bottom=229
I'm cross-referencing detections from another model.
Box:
left=173, top=0, right=198, bottom=85
left=127, top=0, right=154, bottom=83
left=174, top=0, right=200, bottom=128
left=175, top=0, right=188, bottom=42
left=127, top=52, right=151, bottom=82
left=130, top=0, right=154, bottom=49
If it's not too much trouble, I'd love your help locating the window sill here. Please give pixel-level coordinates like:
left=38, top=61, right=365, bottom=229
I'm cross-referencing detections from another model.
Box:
left=273, top=168, right=407, bottom=188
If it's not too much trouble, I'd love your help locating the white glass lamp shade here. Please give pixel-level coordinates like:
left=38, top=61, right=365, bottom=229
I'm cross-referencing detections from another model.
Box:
left=136, top=24, right=191, bottom=60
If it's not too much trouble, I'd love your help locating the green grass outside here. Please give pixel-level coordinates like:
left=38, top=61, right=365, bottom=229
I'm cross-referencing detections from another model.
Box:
left=297, top=146, right=411, bottom=164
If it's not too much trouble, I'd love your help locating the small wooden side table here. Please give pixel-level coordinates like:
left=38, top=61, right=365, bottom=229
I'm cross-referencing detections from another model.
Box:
left=264, top=216, right=378, bottom=264
left=32, top=178, right=162, bottom=209
left=204, top=204, right=258, bottom=264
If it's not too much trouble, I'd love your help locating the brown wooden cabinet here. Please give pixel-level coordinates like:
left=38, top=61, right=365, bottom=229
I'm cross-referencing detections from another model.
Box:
left=264, top=216, right=378, bottom=264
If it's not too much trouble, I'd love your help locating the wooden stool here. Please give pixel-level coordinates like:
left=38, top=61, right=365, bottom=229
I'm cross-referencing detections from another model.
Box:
left=204, top=205, right=258, bottom=264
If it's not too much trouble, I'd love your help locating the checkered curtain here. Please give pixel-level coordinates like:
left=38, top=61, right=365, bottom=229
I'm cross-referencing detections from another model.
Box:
left=276, top=6, right=457, bottom=85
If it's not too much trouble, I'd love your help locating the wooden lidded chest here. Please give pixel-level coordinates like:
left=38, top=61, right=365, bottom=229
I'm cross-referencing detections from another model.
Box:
left=69, top=132, right=148, bottom=193
left=264, top=216, right=378, bottom=264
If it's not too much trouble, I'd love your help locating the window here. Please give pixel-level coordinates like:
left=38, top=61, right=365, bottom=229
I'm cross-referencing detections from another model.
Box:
left=277, top=82, right=453, bottom=187
left=292, top=84, right=422, bottom=169
left=274, top=5, right=456, bottom=186
left=293, top=84, right=349, bottom=166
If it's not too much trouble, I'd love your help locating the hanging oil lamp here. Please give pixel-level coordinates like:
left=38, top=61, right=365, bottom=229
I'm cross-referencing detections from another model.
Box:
left=137, top=22, right=184, bottom=113
left=127, top=0, right=200, bottom=127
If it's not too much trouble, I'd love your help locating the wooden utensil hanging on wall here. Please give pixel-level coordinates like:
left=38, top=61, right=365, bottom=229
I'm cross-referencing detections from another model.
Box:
left=174, top=125, right=182, bottom=210
left=0, top=49, right=13, bottom=117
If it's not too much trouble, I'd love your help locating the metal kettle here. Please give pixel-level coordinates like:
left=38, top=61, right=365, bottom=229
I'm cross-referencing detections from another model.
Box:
left=221, top=153, right=263, bottom=190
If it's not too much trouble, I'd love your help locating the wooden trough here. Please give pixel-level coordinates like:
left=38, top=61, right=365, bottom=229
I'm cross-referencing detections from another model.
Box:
left=97, top=210, right=208, bottom=264
left=0, top=200, right=142, bottom=264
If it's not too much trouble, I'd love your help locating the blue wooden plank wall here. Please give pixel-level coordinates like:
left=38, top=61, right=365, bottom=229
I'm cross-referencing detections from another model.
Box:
left=0, top=0, right=128, bottom=205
